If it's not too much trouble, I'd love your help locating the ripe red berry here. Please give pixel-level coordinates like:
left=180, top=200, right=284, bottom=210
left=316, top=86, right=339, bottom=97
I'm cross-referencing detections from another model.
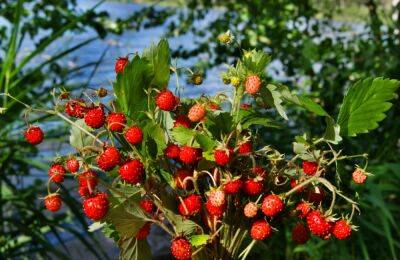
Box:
left=171, top=237, right=192, bottom=260
left=48, top=164, right=65, bottom=183
left=295, top=201, right=312, bottom=219
left=243, top=178, right=264, bottom=196
left=352, top=168, right=367, bottom=184
left=165, top=144, right=180, bottom=159
left=188, top=103, right=206, bottom=122
left=174, top=169, right=193, bottom=189
left=44, top=194, right=62, bottom=212
left=125, top=126, right=143, bottom=145
left=306, top=210, right=332, bottom=238
left=118, top=159, right=144, bottom=184
left=66, top=158, right=79, bottom=173
left=302, top=161, right=318, bottom=176
left=205, top=200, right=226, bottom=218
left=238, top=141, right=252, bottom=154
left=84, top=106, right=105, bottom=129
left=106, top=112, right=126, bottom=132
left=245, top=75, right=262, bottom=94
left=24, top=126, right=44, bottom=145
left=97, top=147, right=121, bottom=171
left=306, top=186, right=325, bottom=204
left=115, top=56, right=129, bottom=74
left=140, top=199, right=155, bottom=214
left=223, top=179, right=242, bottom=194
left=178, top=194, right=202, bottom=216
left=292, top=223, right=310, bottom=244
left=244, top=202, right=258, bottom=218
left=156, top=90, right=178, bottom=111
left=174, top=115, right=191, bottom=128
left=214, top=149, right=232, bottom=166
left=250, top=219, right=272, bottom=240
left=136, top=222, right=152, bottom=240
left=78, top=186, right=91, bottom=198
left=179, top=146, right=201, bottom=164
left=261, top=194, right=284, bottom=217
left=65, top=100, right=87, bottom=118
left=332, top=220, right=352, bottom=240
left=78, top=170, right=98, bottom=191
left=208, top=189, right=226, bottom=207
left=208, top=102, right=220, bottom=110
left=83, top=192, right=109, bottom=221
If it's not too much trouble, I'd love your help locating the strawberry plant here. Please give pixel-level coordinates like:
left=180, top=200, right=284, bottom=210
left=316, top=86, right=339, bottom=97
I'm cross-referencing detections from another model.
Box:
left=13, top=37, right=399, bottom=259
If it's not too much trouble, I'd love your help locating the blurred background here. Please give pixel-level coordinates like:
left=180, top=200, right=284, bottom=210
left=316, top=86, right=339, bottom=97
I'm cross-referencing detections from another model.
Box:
left=0, top=0, right=399, bottom=259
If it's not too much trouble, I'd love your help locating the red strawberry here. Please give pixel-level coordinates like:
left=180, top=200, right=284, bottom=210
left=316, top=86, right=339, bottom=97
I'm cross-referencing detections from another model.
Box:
left=106, top=112, right=126, bottom=132
left=214, top=149, right=232, bottom=166
left=65, top=100, right=87, bottom=118
left=66, top=158, right=79, bottom=173
left=174, top=169, right=193, bottom=189
left=118, top=159, right=144, bottom=184
left=306, top=210, right=332, bottom=238
left=245, top=75, right=262, bottom=94
left=44, top=194, right=62, bottom=212
left=302, top=161, right=318, bottom=176
left=124, top=126, right=143, bottom=145
left=290, top=179, right=306, bottom=193
left=136, top=222, right=152, bottom=240
left=83, top=192, right=109, bottom=221
left=352, top=168, right=367, bottom=184
left=165, top=144, right=180, bottom=159
left=250, top=219, right=272, bottom=240
left=252, top=166, right=267, bottom=178
left=178, top=194, right=202, bottom=216
left=223, top=179, right=242, bottom=194
left=292, top=223, right=310, bottom=244
left=48, top=164, right=65, bottom=183
left=78, top=186, right=91, bottom=198
left=208, top=102, right=220, bottom=110
left=208, top=189, right=226, bottom=207
left=205, top=200, right=226, bottom=218
left=156, top=90, right=178, bottom=111
left=78, top=170, right=98, bottom=191
left=174, top=115, right=191, bottom=128
left=243, top=178, right=264, bottom=196
left=140, top=199, right=154, bottom=214
left=24, top=126, right=44, bottom=145
left=84, top=106, right=105, bottom=129
left=306, top=186, right=325, bottom=204
left=115, top=56, right=129, bottom=74
left=97, top=147, right=121, bottom=171
left=238, top=141, right=252, bottom=154
left=179, top=146, right=201, bottom=164
left=188, top=103, right=206, bottom=122
left=332, top=220, right=352, bottom=240
left=261, top=194, right=284, bottom=217
left=244, top=202, right=258, bottom=218
left=171, top=237, right=192, bottom=260
left=295, top=201, right=312, bottom=219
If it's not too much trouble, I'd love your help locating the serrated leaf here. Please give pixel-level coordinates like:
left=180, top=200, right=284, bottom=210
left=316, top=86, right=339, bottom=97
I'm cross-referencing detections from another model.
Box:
left=119, top=237, right=151, bottom=260
left=171, top=126, right=196, bottom=145
left=337, top=77, right=399, bottom=137
left=260, top=84, right=288, bottom=120
left=142, top=39, right=170, bottom=88
left=159, top=169, right=175, bottom=188
left=69, top=119, right=94, bottom=149
left=189, top=234, right=210, bottom=247
left=163, top=208, right=198, bottom=236
left=107, top=205, right=146, bottom=237
left=109, top=184, right=142, bottom=205
left=242, top=49, right=271, bottom=74
left=323, top=117, right=342, bottom=144
left=195, top=133, right=218, bottom=152
left=206, top=112, right=233, bottom=137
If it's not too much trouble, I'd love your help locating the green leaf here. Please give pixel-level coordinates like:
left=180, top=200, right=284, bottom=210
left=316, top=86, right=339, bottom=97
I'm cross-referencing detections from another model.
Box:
left=242, top=49, right=271, bottom=74
left=296, top=95, right=328, bottom=117
left=119, top=237, right=151, bottom=260
left=109, top=184, right=142, bottom=205
left=323, top=117, right=342, bottom=144
left=142, top=39, right=170, bottom=88
left=206, top=112, right=233, bottom=137
left=69, top=119, right=94, bottom=149
left=171, top=126, right=196, bottom=145
left=195, top=133, right=218, bottom=152
left=260, top=84, right=288, bottom=120
left=159, top=169, right=175, bottom=188
left=106, top=205, right=146, bottom=237
left=163, top=208, right=198, bottom=236
left=189, top=234, right=210, bottom=247
left=337, top=77, right=399, bottom=137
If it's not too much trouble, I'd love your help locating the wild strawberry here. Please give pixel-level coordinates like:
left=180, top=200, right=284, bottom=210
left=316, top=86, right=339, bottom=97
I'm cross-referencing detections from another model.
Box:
left=243, top=178, right=264, bottom=196
left=214, top=149, right=232, bottom=166
left=295, top=201, right=312, bottom=219
left=174, top=115, right=191, bottom=128
left=156, top=90, right=178, bottom=111
left=165, top=144, right=180, bottom=159
left=208, top=102, right=220, bottom=110
left=332, top=220, right=352, bottom=240
left=205, top=200, right=226, bottom=218
left=208, top=189, right=226, bottom=207
left=115, top=56, right=129, bottom=74
left=352, top=168, right=367, bottom=184
left=306, top=210, right=332, bottom=238
left=171, top=237, right=192, bottom=260
left=223, top=179, right=242, bottom=194
left=84, top=106, right=105, bottom=129
left=78, top=186, right=92, bottom=198
left=66, top=158, right=79, bottom=173
left=179, top=146, right=201, bottom=164
left=174, top=169, right=193, bottom=189
left=306, top=186, right=325, bottom=204
left=250, top=219, right=272, bottom=240
left=124, top=126, right=143, bottom=145
left=252, top=166, right=267, bottom=178
left=44, top=194, right=62, bottom=212
left=78, top=170, right=98, bottom=190
left=244, top=202, right=258, bottom=218
left=261, top=194, right=284, bottom=217
left=118, top=159, right=144, bottom=184
left=106, top=112, right=126, bottom=132
left=178, top=194, right=202, bottom=216
left=245, top=75, right=262, bottom=94
left=65, top=100, right=87, bottom=118
left=238, top=141, right=252, bottom=154
left=83, top=192, right=109, bottom=221
left=24, top=126, right=44, bottom=145
left=97, top=147, right=121, bottom=171
left=302, top=161, right=318, bottom=176
left=48, top=164, right=65, bottom=183
left=292, top=223, right=310, bottom=244
left=188, top=103, right=206, bottom=122
left=136, top=222, right=152, bottom=240
left=140, top=199, right=154, bottom=214
left=290, top=179, right=306, bottom=193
